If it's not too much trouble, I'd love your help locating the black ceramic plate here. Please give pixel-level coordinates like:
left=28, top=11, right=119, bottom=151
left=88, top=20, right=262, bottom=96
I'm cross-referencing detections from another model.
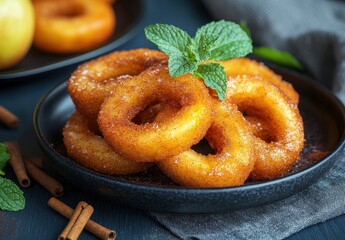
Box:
left=34, top=67, right=345, bottom=213
left=0, top=0, right=143, bottom=81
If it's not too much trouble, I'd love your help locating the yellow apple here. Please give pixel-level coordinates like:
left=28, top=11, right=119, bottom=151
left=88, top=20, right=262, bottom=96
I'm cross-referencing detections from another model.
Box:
left=0, top=0, right=35, bottom=70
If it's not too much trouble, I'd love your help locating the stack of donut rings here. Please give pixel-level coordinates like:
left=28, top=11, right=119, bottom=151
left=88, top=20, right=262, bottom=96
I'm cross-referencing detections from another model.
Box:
left=63, top=48, right=304, bottom=188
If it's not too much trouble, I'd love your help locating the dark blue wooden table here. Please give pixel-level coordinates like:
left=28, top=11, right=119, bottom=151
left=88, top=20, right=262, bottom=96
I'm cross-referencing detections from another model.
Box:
left=0, top=0, right=344, bottom=239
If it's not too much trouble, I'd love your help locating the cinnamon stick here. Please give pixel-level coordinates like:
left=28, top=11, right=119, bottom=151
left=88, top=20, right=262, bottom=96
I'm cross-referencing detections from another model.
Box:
left=66, top=204, right=94, bottom=240
left=24, top=158, right=64, bottom=197
left=48, top=197, right=116, bottom=240
left=0, top=106, right=19, bottom=128
left=59, top=201, right=88, bottom=240
left=4, top=141, right=30, bottom=188
left=24, top=156, right=44, bottom=169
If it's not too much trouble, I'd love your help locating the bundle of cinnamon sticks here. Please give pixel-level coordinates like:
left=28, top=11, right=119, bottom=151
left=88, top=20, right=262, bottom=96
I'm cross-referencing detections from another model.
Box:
left=1, top=106, right=116, bottom=239
left=4, top=142, right=116, bottom=239
left=49, top=198, right=116, bottom=240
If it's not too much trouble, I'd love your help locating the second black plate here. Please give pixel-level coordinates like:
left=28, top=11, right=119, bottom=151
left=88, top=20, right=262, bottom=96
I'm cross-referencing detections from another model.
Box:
left=0, top=0, right=143, bottom=81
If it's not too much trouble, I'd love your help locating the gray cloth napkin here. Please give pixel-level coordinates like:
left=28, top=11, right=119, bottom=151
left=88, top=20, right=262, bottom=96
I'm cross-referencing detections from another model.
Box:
left=149, top=1, right=345, bottom=239
left=203, top=0, right=345, bottom=103
left=150, top=155, right=345, bottom=240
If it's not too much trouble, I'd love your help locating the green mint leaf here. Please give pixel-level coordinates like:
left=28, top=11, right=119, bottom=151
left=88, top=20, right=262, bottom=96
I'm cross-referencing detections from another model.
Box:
left=210, top=41, right=253, bottom=61
left=144, top=23, right=193, bottom=56
left=195, top=20, right=252, bottom=60
left=0, top=177, right=25, bottom=211
left=253, top=47, right=304, bottom=70
left=194, top=63, right=227, bottom=100
left=195, top=35, right=213, bottom=62
left=0, top=143, right=10, bottom=172
left=168, top=55, right=197, bottom=77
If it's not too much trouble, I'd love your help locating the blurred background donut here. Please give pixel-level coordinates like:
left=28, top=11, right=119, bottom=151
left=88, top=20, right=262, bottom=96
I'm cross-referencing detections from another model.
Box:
left=33, top=0, right=116, bottom=53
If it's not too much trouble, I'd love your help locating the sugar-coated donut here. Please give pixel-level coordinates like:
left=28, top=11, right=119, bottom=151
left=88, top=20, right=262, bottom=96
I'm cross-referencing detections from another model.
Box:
left=158, top=101, right=255, bottom=188
left=68, top=49, right=168, bottom=124
left=220, top=58, right=299, bottom=105
left=97, top=63, right=213, bottom=162
left=63, top=111, right=152, bottom=175
left=226, top=75, right=304, bottom=180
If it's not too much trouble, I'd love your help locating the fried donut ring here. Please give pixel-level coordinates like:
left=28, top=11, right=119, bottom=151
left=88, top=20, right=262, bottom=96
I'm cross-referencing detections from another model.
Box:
left=97, top=63, right=213, bottom=162
left=33, top=0, right=115, bottom=53
left=68, top=49, right=168, bottom=124
left=226, top=75, right=304, bottom=180
left=158, top=101, right=255, bottom=188
left=63, top=111, right=152, bottom=175
left=220, top=58, right=299, bottom=105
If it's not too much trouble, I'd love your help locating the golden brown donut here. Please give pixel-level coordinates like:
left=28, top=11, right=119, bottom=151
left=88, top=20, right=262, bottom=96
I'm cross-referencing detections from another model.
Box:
left=226, top=75, right=304, bottom=180
left=63, top=111, right=152, bottom=175
left=97, top=63, right=213, bottom=162
left=220, top=58, right=299, bottom=105
left=67, top=49, right=168, bottom=124
left=33, top=0, right=115, bottom=53
left=158, top=101, right=255, bottom=188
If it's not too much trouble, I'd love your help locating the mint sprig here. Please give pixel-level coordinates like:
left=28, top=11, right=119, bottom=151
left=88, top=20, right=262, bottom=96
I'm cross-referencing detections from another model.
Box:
left=0, top=143, right=25, bottom=211
left=0, top=177, right=25, bottom=211
left=145, top=20, right=253, bottom=100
